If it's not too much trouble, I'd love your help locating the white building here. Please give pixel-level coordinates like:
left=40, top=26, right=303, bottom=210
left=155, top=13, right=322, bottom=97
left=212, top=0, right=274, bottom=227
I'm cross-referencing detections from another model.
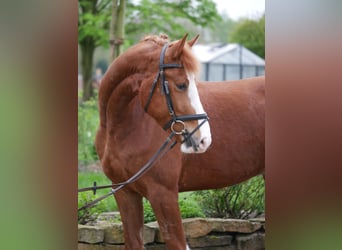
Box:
left=192, top=43, right=265, bottom=81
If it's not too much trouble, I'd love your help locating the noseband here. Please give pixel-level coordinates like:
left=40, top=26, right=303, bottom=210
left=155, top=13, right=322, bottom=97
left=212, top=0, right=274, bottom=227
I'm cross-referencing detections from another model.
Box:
left=144, top=43, right=209, bottom=151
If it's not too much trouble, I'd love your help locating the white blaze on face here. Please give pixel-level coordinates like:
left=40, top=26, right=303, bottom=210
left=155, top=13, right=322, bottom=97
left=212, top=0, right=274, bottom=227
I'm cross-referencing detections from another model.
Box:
left=181, top=72, right=212, bottom=153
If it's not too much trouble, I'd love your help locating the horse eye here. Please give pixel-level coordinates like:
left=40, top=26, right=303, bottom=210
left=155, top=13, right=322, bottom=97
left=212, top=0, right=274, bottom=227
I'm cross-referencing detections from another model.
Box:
left=176, top=83, right=187, bottom=91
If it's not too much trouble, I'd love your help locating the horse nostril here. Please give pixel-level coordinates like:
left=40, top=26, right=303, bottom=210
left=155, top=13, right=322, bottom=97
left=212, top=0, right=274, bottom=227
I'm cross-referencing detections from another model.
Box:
left=200, top=137, right=207, bottom=145
left=199, top=136, right=212, bottom=151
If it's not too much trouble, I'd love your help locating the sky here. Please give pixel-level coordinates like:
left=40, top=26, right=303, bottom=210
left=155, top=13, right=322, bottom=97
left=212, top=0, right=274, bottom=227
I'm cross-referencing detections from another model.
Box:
left=213, top=0, right=265, bottom=20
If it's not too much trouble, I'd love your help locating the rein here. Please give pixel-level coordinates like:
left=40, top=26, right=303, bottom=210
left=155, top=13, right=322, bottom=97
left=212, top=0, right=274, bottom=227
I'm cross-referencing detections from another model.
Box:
left=78, top=132, right=177, bottom=211
left=78, top=43, right=209, bottom=211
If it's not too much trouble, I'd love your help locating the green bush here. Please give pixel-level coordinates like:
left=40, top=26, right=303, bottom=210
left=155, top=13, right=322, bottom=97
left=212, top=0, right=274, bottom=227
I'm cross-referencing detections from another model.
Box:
left=78, top=192, right=107, bottom=224
left=194, top=176, right=265, bottom=219
left=143, top=200, right=156, bottom=223
left=179, top=195, right=205, bottom=219
left=143, top=193, right=204, bottom=223
left=78, top=96, right=99, bottom=165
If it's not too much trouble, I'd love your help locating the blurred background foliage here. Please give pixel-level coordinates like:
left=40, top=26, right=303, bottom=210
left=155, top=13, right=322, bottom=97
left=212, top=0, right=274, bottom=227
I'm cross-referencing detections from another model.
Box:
left=78, top=95, right=99, bottom=165
left=195, top=176, right=265, bottom=219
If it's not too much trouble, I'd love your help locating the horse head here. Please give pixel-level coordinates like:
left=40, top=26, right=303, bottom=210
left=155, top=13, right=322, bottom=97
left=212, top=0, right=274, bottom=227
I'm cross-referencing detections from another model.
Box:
left=140, top=34, right=212, bottom=153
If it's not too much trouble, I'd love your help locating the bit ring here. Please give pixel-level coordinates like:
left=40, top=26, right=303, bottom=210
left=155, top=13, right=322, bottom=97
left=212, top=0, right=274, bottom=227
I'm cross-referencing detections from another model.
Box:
left=171, top=120, right=186, bottom=134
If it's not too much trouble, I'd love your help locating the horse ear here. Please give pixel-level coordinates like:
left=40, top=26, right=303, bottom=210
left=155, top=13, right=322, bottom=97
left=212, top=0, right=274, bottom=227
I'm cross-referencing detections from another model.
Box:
left=188, top=34, right=200, bottom=47
left=169, top=33, right=188, bottom=58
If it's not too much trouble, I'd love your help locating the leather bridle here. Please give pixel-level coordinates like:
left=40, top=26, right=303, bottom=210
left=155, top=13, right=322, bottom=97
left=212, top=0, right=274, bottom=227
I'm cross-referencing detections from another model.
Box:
left=144, top=43, right=209, bottom=151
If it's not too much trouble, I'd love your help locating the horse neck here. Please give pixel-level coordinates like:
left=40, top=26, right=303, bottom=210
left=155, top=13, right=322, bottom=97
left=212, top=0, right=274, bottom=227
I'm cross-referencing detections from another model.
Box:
left=98, top=44, right=159, bottom=128
left=105, top=74, right=168, bottom=157
left=106, top=74, right=145, bottom=130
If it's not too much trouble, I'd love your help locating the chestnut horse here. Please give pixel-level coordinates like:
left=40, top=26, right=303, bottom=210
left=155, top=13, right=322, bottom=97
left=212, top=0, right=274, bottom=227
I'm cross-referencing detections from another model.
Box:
left=95, top=34, right=265, bottom=249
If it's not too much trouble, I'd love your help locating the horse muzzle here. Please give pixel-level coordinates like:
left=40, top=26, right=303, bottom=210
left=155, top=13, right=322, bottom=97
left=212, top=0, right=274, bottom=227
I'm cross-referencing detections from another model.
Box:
left=180, top=127, right=212, bottom=154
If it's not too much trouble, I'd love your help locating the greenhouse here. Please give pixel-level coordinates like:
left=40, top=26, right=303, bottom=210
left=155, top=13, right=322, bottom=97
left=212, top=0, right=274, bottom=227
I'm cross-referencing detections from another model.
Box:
left=193, top=43, right=265, bottom=81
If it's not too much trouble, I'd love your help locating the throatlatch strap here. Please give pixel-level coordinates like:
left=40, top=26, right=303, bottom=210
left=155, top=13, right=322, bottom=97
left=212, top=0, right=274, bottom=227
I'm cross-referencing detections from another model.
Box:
left=144, top=71, right=160, bottom=112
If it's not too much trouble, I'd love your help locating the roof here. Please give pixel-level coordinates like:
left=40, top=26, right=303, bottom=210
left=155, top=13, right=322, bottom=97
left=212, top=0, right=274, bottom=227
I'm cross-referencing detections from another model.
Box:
left=192, top=43, right=265, bottom=66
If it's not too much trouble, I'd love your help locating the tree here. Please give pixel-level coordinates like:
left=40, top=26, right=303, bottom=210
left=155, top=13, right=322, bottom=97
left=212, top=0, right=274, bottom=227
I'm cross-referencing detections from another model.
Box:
left=78, top=0, right=111, bottom=102
left=201, top=12, right=237, bottom=43
left=109, top=0, right=126, bottom=61
left=229, top=15, right=265, bottom=59
left=78, top=0, right=221, bottom=101
left=125, top=0, right=221, bottom=45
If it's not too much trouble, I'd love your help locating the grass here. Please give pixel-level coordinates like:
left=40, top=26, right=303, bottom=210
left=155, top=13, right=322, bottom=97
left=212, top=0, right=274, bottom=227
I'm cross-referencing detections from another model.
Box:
left=78, top=172, right=118, bottom=213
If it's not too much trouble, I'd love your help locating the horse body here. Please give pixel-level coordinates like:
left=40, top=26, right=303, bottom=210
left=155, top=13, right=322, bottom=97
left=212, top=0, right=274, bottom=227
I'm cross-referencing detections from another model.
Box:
left=95, top=34, right=264, bottom=249
left=180, top=77, right=265, bottom=191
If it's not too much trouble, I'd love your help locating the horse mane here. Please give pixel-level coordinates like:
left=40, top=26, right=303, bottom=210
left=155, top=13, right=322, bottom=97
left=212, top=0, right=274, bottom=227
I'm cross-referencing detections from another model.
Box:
left=141, top=33, right=170, bottom=45
left=141, top=33, right=199, bottom=73
left=98, top=33, right=199, bottom=128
